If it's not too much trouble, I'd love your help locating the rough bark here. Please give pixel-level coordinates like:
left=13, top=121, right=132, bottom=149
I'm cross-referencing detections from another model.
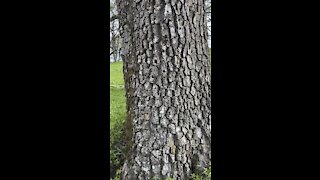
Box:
left=116, top=0, right=211, bottom=179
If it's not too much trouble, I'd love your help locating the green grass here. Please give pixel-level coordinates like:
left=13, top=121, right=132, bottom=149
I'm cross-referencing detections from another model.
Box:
left=110, top=62, right=126, bottom=129
left=110, top=87, right=126, bottom=129
left=110, top=62, right=124, bottom=86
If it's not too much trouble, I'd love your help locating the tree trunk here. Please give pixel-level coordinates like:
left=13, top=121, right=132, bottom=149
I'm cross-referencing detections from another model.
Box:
left=116, top=0, right=211, bottom=179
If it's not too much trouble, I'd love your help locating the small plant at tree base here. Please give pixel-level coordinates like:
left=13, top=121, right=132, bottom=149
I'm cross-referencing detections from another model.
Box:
left=114, top=169, right=122, bottom=180
left=191, top=173, right=202, bottom=180
left=165, top=178, right=175, bottom=180
left=204, top=167, right=211, bottom=179
left=191, top=167, right=212, bottom=180
left=110, top=120, right=126, bottom=179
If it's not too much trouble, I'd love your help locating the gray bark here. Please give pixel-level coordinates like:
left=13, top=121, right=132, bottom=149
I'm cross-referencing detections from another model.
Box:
left=116, top=0, right=211, bottom=179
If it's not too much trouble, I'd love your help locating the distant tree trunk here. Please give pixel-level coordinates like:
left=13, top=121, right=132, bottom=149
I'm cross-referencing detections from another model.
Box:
left=111, top=35, right=119, bottom=62
left=116, top=0, right=211, bottom=179
left=110, top=20, right=119, bottom=62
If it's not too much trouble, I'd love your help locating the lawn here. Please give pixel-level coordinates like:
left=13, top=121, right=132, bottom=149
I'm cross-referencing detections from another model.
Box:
left=110, top=62, right=124, bottom=86
left=110, top=62, right=126, bottom=129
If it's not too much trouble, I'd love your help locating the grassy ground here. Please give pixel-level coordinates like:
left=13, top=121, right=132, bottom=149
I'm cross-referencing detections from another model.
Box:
left=110, top=62, right=124, bottom=86
left=110, top=62, right=126, bottom=129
